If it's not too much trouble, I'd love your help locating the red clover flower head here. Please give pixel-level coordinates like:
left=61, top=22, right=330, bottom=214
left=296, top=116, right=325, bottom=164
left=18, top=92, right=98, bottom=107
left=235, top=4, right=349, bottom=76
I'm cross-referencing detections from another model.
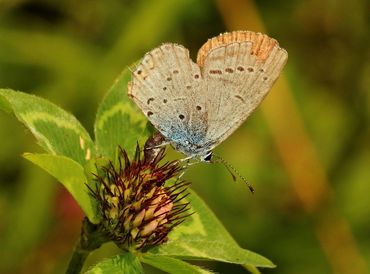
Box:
left=91, top=143, right=191, bottom=250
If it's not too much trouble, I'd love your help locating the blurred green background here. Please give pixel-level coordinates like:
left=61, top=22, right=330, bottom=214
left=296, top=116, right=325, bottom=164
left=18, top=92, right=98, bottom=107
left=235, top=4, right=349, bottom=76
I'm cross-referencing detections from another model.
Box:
left=0, top=0, right=369, bottom=273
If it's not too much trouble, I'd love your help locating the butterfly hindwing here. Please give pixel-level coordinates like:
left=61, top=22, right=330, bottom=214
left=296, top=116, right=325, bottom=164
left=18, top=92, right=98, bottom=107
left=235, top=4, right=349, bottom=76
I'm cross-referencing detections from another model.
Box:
left=198, top=32, right=288, bottom=147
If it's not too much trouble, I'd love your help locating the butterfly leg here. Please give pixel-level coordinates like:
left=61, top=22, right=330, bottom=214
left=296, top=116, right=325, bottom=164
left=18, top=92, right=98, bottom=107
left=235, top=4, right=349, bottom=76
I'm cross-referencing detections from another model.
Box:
left=177, top=159, right=191, bottom=180
left=178, top=155, right=195, bottom=163
left=144, top=141, right=171, bottom=151
left=176, top=156, right=201, bottom=181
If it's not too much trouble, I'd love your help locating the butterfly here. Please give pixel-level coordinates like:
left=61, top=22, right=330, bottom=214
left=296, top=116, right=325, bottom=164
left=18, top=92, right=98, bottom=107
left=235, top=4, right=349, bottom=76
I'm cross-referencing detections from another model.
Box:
left=128, top=31, right=287, bottom=162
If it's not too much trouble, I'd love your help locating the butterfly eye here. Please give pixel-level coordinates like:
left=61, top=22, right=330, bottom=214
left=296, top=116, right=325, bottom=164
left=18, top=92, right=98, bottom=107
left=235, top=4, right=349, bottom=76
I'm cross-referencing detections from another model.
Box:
left=196, top=105, right=202, bottom=111
left=247, top=67, right=254, bottom=72
left=203, top=152, right=213, bottom=162
left=179, top=114, right=185, bottom=120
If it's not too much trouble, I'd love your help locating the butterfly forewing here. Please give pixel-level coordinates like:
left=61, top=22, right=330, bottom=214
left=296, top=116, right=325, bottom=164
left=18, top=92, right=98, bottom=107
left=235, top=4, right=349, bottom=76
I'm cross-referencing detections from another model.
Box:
left=128, top=44, right=207, bottom=153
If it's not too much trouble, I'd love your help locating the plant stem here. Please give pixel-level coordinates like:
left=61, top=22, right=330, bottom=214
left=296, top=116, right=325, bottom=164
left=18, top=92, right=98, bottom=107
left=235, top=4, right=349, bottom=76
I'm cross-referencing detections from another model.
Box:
left=65, top=218, right=108, bottom=274
left=66, top=243, right=89, bottom=274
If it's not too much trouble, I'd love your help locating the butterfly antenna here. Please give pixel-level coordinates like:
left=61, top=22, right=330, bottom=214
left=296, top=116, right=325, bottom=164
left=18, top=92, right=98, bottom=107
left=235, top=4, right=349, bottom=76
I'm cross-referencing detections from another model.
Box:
left=212, top=153, right=255, bottom=193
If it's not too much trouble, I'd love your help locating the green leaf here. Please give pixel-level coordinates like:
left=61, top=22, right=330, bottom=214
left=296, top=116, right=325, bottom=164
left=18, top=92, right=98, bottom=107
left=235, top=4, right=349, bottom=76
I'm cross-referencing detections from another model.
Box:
left=0, top=89, right=94, bottom=165
left=23, top=153, right=99, bottom=223
left=149, top=190, right=275, bottom=268
left=141, top=254, right=213, bottom=274
left=94, top=68, right=151, bottom=160
left=86, top=252, right=143, bottom=274
left=0, top=93, right=12, bottom=113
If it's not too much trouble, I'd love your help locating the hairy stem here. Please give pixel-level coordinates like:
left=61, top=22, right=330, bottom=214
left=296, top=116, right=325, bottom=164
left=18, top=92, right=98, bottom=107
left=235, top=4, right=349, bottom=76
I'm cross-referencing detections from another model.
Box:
left=65, top=218, right=108, bottom=274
